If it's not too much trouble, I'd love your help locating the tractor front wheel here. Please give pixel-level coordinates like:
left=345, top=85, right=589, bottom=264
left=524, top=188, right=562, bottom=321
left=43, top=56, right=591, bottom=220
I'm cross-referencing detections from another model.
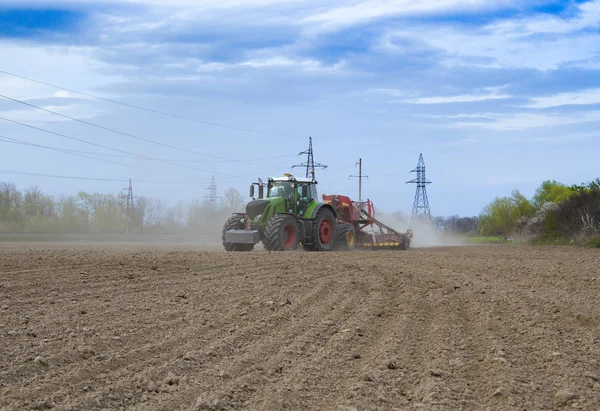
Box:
left=222, top=215, right=254, bottom=252
left=264, top=214, right=299, bottom=251
left=309, top=208, right=336, bottom=251
left=336, top=223, right=356, bottom=251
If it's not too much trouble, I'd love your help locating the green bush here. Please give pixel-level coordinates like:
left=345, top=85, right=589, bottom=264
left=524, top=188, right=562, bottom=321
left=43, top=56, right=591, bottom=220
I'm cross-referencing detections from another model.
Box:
left=588, top=237, right=600, bottom=248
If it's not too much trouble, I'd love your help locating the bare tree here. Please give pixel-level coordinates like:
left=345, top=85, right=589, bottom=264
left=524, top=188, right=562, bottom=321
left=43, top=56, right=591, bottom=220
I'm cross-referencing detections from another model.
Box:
left=222, top=187, right=245, bottom=213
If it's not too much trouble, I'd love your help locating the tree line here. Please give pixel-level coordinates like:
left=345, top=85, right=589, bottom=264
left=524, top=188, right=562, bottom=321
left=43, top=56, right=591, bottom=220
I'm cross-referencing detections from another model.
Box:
left=2, top=177, right=598, bottom=244
left=478, top=178, right=600, bottom=243
left=0, top=182, right=246, bottom=235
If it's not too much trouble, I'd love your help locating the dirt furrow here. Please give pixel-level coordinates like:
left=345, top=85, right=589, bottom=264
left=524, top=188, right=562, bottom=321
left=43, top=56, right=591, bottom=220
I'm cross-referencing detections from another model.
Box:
left=1, top=244, right=599, bottom=411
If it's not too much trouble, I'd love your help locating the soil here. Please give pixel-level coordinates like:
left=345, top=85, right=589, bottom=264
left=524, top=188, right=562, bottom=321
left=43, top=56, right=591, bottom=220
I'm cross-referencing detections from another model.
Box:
left=1, top=243, right=599, bottom=410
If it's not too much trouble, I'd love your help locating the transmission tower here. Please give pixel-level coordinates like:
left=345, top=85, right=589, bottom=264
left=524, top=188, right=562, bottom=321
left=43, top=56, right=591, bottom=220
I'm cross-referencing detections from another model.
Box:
left=204, top=175, right=219, bottom=212
left=406, top=153, right=432, bottom=221
left=123, top=178, right=135, bottom=234
left=292, top=136, right=327, bottom=181
left=349, top=158, right=369, bottom=202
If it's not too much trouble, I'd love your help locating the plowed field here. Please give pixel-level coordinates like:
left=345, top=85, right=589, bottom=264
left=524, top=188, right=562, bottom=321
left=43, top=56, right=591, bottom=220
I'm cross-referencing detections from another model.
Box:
left=1, top=243, right=599, bottom=410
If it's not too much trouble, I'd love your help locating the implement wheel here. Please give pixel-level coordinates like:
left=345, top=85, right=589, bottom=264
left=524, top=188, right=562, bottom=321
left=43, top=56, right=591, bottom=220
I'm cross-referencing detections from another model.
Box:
left=309, top=208, right=336, bottom=251
left=336, top=223, right=356, bottom=251
left=221, top=215, right=254, bottom=252
left=264, top=214, right=299, bottom=251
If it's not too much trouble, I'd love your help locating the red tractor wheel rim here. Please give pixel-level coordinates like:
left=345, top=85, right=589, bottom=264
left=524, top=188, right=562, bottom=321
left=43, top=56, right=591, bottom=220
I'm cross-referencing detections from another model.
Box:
left=319, top=220, right=333, bottom=244
left=283, top=224, right=296, bottom=248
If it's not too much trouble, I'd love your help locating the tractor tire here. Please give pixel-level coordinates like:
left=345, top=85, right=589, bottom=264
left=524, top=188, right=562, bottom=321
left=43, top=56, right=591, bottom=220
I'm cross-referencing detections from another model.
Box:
left=264, top=214, right=299, bottom=251
left=308, top=208, right=336, bottom=251
left=399, top=234, right=410, bottom=250
left=336, top=223, right=356, bottom=251
left=221, top=215, right=254, bottom=252
left=262, top=237, right=274, bottom=251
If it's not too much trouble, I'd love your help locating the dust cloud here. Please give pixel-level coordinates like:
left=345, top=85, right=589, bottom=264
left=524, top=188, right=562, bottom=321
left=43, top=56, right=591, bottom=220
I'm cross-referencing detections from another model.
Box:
left=373, top=211, right=464, bottom=248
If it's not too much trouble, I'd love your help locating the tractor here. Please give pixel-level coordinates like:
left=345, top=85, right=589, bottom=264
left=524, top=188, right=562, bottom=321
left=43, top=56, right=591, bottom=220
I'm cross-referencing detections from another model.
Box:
left=221, top=174, right=355, bottom=252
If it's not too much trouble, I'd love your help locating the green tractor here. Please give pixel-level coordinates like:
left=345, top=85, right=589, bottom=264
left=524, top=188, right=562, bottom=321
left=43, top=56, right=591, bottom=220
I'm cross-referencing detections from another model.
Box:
left=221, top=174, right=340, bottom=251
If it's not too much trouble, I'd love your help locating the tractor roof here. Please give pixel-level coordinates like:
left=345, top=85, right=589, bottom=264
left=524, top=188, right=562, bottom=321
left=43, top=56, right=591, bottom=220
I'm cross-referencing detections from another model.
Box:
left=269, top=174, right=315, bottom=183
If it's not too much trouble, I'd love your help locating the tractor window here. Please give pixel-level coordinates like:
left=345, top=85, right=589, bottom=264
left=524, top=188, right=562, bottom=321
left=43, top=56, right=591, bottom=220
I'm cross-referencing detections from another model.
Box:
left=297, top=184, right=314, bottom=201
left=267, top=182, right=294, bottom=199
left=297, top=185, right=305, bottom=201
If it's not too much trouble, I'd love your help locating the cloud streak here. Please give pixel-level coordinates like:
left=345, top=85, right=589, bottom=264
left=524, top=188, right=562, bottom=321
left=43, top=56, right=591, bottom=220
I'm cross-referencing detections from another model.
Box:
left=524, top=88, right=600, bottom=109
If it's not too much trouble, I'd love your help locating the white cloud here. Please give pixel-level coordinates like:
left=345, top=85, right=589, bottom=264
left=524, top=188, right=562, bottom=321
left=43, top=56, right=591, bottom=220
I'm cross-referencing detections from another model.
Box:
left=240, top=57, right=345, bottom=72
left=302, top=0, right=514, bottom=30
left=403, top=92, right=511, bottom=104
left=489, top=0, right=600, bottom=35
left=1, top=0, right=309, bottom=8
left=524, top=88, right=600, bottom=109
left=383, top=0, right=600, bottom=70
left=369, top=87, right=512, bottom=104
left=418, top=113, right=497, bottom=119
left=123, top=0, right=307, bottom=8
left=451, top=110, right=600, bottom=131
left=418, top=27, right=600, bottom=70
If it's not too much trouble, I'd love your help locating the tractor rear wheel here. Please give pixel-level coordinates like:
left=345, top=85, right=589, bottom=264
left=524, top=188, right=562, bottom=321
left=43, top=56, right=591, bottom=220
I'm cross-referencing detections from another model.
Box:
left=222, top=215, right=254, bottom=252
left=264, top=214, right=299, bottom=251
left=336, top=223, right=356, bottom=251
left=399, top=234, right=410, bottom=250
left=309, top=208, right=336, bottom=251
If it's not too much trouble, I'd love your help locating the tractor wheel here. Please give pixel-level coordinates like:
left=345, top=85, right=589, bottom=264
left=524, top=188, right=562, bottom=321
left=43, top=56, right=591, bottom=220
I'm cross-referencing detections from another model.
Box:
left=262, top=238, right=274, bottom=251
left=264, top=214, right=299, bottom=251
left=336, top=223, right=356, bottom=251
left=399, top=234, right=410, bottom=250
left=309, top=208, right=336, bottom=251
left=221, top=215, right=254, bottom=252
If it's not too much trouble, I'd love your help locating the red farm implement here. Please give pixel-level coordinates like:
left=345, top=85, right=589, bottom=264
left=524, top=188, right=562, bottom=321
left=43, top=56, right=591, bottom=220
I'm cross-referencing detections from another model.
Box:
left=322, top=194, right=413, bottom=250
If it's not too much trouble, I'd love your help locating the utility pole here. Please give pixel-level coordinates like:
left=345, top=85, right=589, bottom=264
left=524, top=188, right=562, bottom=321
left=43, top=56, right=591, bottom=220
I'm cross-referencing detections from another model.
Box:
left=349, top=158, right=368, bottom=202
left=123, top=178, right=135, bottom=234
left=406, top=153, right=432, bottom=221
left=292, top=137, right=327, bottom=181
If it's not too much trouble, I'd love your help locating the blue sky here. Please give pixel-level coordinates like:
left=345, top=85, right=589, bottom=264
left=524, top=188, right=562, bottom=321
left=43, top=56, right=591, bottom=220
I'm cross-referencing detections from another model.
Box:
left=0, top=0, right=599, bottom=217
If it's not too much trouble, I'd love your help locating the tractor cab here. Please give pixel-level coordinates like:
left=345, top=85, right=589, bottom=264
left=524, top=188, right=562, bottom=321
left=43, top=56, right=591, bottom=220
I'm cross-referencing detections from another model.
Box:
left=252, top=174, right=317, bottom=216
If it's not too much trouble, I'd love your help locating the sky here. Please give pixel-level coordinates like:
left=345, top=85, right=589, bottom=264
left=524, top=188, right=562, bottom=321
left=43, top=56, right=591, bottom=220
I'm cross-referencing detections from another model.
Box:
left=0, top=0, right=599, bottom=217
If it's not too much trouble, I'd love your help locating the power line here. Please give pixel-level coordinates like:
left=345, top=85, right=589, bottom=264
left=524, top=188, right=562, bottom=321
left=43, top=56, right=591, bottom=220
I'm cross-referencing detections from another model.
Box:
left=0, top=133, right=293, bottom=184
left=0, top=169, right=128, bottom=182
left=0, top=135, right=192, bottom=177
left=0, top=115, right=240, bottom=177
left=0, top=69, right=301, bottom=138
left=0, top=134, right=296, bottom=166
left=0, top=93, right=286, bottom=168
left=0, top=168, right=243, bottom=184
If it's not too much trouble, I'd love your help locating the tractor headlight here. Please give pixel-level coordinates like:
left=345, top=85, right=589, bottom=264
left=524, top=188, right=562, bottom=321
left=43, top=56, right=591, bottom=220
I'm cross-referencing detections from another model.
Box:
left=254, top=214, right=262, bottom=222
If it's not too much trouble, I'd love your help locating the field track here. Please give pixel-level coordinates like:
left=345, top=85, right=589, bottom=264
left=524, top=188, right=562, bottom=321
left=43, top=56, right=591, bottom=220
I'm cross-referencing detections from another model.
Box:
left=1, top=243, right=599, bottom=410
